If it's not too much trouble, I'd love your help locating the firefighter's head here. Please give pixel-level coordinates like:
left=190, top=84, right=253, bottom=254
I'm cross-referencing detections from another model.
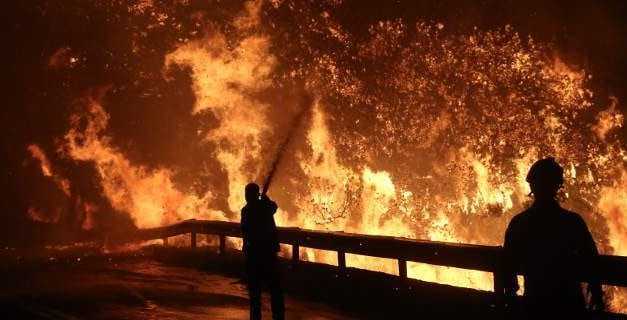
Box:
left=526, top=157, right=564, bottom=201
left=245, top=183, right=260, bottom=203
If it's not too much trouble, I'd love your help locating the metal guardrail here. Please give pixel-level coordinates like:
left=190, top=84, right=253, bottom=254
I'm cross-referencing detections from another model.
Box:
left=132, top=219, right=627, bottom=299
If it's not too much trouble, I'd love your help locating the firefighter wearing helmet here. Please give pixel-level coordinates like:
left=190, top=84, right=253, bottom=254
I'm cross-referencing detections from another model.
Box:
left=502, top=157, right=604, bottom=319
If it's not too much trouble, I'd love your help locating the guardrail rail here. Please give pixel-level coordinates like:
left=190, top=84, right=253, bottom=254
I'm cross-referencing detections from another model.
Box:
left=131, top=219, right=627, bottom=304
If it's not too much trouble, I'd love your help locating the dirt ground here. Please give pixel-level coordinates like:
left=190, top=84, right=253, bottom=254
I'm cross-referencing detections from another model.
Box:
left=0, top=253, right=355, bottom=320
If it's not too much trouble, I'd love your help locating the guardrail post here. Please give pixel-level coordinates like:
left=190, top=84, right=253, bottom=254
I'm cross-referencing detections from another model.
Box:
left=493, top=271, right=504, bottom=296
left=219, top=235, right=226, bottom=255
left=292, top=244, right=300, bottom=265
left=162, top=237, right=168, bottom=246
left=398, top=259, right=407, bottom=279
left=338, top=250, right=346, bottom=270
left=190, top=231, right=197, bottom=249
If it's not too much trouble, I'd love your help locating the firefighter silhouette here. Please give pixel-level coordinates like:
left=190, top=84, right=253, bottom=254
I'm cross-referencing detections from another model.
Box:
left=241, top=183, right=284, bottom=320
left=503, top=157, right=604, bottom=319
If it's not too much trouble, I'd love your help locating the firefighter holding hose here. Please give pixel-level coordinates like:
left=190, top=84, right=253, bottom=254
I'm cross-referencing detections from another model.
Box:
left=241, top=182, right=284, bottom=320
left=240, top=89, right=309, bottom=319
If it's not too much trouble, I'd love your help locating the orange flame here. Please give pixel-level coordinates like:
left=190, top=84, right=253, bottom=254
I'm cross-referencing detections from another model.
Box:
left=27, top=144, right=71, bottom=196
left=62, top=88, right=224, bottom=228
left=39, top=1, right=627, bottom=312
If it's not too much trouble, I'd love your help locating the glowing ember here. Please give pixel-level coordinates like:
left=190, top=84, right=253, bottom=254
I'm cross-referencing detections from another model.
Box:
left=19, top=0, right=627, bottom=312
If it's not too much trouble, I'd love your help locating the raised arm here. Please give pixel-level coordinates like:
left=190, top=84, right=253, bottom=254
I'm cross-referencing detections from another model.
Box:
left=261, top=194, right=278, bottom=215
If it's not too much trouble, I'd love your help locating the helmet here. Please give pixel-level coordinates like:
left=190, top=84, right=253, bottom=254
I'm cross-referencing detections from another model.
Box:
left=245, top=182, right=260, bottom=202
left=526, top=157, right=564, bottom=187
left=245, top=182, right=260, bottom=194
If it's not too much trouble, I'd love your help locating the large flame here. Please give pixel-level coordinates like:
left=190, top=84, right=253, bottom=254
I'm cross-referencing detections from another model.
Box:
left=164, top=29, right=275, bottom=214
left=27, top=0, right=626, bottom=312
left=62, top=88, right=224, bottom=228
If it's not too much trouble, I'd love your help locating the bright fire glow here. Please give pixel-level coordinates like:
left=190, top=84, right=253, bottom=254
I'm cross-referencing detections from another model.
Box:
left=27, top=0, right=626, bottom=312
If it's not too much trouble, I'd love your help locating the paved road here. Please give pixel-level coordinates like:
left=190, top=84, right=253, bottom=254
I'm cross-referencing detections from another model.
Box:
left=1, top=258, right=355, bottom=320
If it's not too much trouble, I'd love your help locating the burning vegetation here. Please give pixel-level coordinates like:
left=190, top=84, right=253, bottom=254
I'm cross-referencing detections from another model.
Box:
left=7, top=0, right=627, bottom=312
